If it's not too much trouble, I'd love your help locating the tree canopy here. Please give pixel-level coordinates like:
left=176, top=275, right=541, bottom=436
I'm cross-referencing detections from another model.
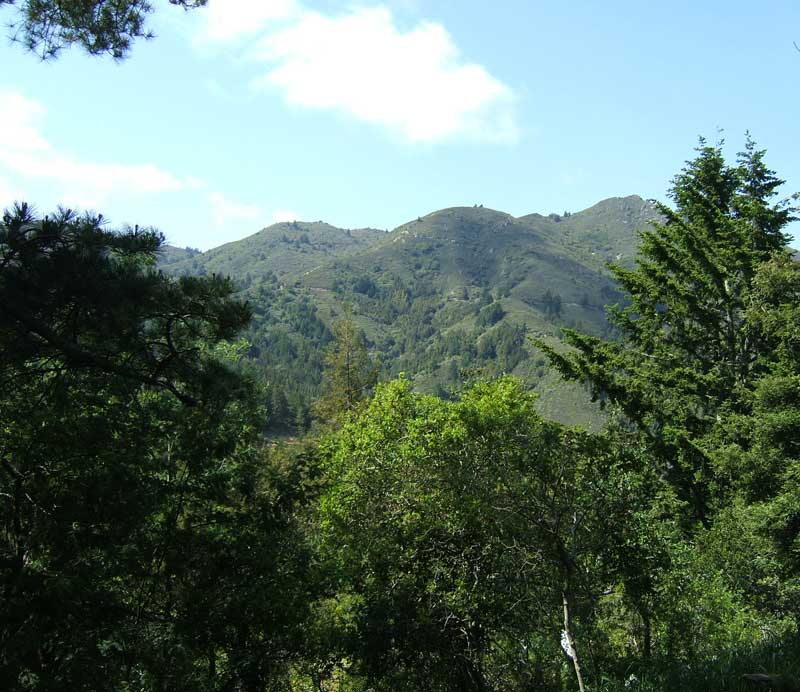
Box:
left=315, top=377, right=637, bottom=691
left=1, top=0, right=207, bottom=58
left=0, top=205, right=312, bottom=689
left=537, top=137, right=797, bottom=519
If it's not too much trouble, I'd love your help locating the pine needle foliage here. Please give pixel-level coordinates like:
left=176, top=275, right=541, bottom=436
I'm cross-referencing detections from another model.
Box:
left=536, top=137, right=797, bottom=518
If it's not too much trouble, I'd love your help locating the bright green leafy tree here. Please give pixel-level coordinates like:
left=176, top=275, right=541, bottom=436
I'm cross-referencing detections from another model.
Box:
left=314, top=377, right=645, bottom=692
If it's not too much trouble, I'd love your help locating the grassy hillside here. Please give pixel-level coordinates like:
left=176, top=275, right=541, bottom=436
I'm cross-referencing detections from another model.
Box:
left=157, top=244, right=202, bottom=268
left=520, top=194, right=660, bottom=267
left=160, top=196, right=657, bottom=430
left=163, top=221, right=385, bottom=281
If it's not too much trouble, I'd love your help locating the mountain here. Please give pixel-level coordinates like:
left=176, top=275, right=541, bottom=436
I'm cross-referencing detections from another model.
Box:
left=163, top=221, right=385, bottom=281
left=157, top=244, right=202, bottom=268
left=519, top=194, right=659, bottom=268
left=160, top=195, right=659, bottom=431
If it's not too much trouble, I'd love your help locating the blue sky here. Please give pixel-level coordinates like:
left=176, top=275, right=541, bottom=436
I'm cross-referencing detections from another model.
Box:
left=1, top=0, right=798, bottom=249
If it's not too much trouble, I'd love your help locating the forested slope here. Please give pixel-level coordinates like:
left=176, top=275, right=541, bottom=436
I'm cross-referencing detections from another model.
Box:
left=161, top=196, right=658, bottom=430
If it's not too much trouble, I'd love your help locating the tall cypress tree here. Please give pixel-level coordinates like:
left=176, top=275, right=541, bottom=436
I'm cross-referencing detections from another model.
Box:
left=538, top=138, right=796, bottom=519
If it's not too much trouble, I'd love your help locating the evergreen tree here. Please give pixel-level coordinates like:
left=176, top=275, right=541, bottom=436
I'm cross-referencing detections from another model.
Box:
left=0, top=204, right=288, bottom=690
left=313, top=317, right=378, bottom=425
left=2, top=0, right=207, bottom=58
left=709, top=255, right=800, bottom=609
left=268, top=383, right=290, bottom=430
left=537, top=138, right=796, bottom=519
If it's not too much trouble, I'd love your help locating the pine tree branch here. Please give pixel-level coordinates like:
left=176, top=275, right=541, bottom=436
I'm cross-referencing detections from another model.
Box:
left=0, top=298, right=197, bottom=405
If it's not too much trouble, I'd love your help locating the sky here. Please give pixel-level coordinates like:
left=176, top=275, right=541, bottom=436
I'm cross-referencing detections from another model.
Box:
left=1, top=0, right=799, bottom=250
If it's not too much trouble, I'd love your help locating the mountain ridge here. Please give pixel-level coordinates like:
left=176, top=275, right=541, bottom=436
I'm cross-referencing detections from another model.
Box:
left=159, top=195, right=660, bottom=430
left=161, top=194, right=657, bottom=270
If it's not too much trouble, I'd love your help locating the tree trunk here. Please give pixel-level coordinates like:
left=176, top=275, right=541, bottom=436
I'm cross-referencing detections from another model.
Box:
left=562, top=586, right=586, bottom=692
left=642, top=610, right=651, bottom=661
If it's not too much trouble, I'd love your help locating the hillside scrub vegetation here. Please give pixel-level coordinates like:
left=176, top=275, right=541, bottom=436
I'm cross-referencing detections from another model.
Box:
left=162, top=201, right=646, bottom=432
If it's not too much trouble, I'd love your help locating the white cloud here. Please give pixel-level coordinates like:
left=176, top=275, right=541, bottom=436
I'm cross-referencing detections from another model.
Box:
left=0, top=88, right=185, bottom=208
left=185, top=175, right=210, bottom=190
left=4, top=152, right=184, bottom=207
left=271, top=209, right=299, bottom=223
left=209, top=191, right=262, bottom=227
left=195, top=0, right=299, bottom=44
left=249, top=6, right=517, bottom=143
left=0, top=91, right=50, bottom=152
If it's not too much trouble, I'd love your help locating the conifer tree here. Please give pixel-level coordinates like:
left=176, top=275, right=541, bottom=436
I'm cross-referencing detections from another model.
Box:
left=726, top=254, right=800, bottom=583
left=2, top=0, right=207, bottom=58
left=313, top=316, right=378, bottom=425
left=0, top=204, right=267, bottom=689
left=538, top=138, right=796, bottom=519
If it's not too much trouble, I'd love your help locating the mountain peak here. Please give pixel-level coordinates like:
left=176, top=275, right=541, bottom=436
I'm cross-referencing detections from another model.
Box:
left=160, top=195, right=658, bottom=282
left=577, top=194, right=659, bottom=219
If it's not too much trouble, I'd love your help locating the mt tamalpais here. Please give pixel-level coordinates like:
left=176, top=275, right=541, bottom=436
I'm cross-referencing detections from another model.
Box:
left=160, top=195, right=659, bottom=432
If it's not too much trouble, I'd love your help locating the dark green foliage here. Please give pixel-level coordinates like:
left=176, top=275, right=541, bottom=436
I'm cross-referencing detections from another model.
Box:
left=2, top=0, right=207, bottom=58
left=541, top=289, right=562, bottom=317
left=0, top=204, right=251, bottom=405
left=716, top=255, right=800, bottom=599
left=537, top=138, right=796, bottom=518
left=0, top=204, right=311, bottom=690
left=352, top=274, right=379, bottom=297
left=476, top=301, right=505, bottom=326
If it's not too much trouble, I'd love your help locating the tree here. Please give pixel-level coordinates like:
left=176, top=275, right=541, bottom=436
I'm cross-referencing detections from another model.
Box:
left=313, top=316, right=378, bottom=425
left=537, top=138, right=796, bottom=520
left=0, top=204, right=251, bottom=402
left=532, top=141, right=800, bottom=681
left=315, top=377, right=640, bottom=691
left=1, top=0, right=207, bottom=59
left=268, top=382, right=290, bottom=430
left=0, top=204, right=289, bottom=690
left=476, top=301, right=505, bottom=327
left=709, top=255, right=800, bottom=607
left=542, top=290, right=562, bottom=318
